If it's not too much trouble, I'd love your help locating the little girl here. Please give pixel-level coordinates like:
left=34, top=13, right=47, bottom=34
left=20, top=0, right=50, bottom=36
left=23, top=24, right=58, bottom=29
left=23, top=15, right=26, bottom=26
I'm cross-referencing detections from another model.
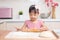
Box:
left=20, top=5, right=48, bottom=32
left=15, top=5, right=59, bottom=39
left=16, top=5, right=48, bottom=32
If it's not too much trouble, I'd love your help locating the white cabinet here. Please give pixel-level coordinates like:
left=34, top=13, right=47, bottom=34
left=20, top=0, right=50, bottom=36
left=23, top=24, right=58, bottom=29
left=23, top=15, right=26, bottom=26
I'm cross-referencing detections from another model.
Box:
left=0, top=22, right=7, bottom=30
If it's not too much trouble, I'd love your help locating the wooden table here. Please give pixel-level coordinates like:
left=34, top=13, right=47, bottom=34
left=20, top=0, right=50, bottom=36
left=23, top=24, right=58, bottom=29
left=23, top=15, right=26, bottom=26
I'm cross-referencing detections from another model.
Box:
left=0, top=30, right=60, bottom=40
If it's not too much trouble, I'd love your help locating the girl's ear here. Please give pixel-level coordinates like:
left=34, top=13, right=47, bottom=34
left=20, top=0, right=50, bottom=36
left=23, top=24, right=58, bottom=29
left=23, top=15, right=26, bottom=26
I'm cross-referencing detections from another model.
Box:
left=38, top=13, right=40, bottom=15
left=29, top=13, right=31, bottom=15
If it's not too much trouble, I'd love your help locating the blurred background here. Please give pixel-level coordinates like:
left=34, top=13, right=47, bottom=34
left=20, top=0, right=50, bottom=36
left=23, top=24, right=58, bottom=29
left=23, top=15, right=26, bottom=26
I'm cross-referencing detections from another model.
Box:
left=0, top=0, right=60, bottom=35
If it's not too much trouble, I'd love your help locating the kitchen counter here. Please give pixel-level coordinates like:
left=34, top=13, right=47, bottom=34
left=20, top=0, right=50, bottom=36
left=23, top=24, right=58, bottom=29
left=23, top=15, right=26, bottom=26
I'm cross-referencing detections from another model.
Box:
left=0, top=30, right=60, bottom=40
left=0, top=19, right=60, bottom=23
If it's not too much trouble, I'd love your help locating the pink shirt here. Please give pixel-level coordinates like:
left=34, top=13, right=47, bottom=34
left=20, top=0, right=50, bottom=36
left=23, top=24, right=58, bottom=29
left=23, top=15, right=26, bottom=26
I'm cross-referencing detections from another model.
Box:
left=25, top=20, right=43, bottom=29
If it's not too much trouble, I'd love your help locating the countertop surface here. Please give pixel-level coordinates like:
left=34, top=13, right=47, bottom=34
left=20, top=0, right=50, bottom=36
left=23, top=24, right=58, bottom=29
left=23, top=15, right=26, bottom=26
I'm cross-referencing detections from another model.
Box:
left=0, top=30, right=60, bottom=40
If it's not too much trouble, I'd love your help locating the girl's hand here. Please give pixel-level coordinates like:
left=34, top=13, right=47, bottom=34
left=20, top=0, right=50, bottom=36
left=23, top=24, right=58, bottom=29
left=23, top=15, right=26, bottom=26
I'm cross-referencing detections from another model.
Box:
left=40, top=23, right=48, bottom=32
left=40, top=27, right=48, bottom=31
left=14, top=27, right=21, bottom=31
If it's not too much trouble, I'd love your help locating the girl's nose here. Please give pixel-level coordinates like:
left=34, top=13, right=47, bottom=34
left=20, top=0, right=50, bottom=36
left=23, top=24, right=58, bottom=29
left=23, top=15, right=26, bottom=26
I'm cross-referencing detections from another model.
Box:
left=32, top=16, right=35, bottom=17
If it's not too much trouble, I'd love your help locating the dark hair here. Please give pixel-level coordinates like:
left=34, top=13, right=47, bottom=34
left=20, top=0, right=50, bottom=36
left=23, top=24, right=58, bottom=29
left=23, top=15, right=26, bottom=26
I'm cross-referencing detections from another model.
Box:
left=29, top=5, right=39, bottom=14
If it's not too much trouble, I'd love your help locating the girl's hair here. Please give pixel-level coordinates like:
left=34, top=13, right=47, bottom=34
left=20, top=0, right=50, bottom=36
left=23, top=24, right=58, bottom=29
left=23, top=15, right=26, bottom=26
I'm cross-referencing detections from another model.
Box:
left=29, top=5, right=39, bottom=14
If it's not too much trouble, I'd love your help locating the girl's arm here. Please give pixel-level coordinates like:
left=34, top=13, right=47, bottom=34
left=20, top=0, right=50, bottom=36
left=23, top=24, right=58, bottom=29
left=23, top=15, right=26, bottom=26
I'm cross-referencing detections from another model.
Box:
left=40, top=22, right=48, bottom=31
left=15, top=23, right=28, bottom=31
left=15, top=27, right=21, bottom=31
left=21, top=23, right=28, bottom=32
left=21, top=23, right=31, bottom=32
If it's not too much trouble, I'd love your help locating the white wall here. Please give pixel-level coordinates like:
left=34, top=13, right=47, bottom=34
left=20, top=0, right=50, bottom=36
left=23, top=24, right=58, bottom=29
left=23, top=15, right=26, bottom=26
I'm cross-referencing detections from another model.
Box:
left=55, top=2, right=60, bottom=19
left=0, top=0, right=33, bottom=21
left=0, top=0, right=60, bottom=21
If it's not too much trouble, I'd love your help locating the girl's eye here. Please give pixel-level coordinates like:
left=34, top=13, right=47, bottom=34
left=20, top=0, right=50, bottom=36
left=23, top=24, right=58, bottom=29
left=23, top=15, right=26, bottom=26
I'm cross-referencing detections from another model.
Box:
left=30, top=14, right=33, bottom=15
left=34, top=14, right=37, bottom=16
left=30, top=14, right=36, bottom=16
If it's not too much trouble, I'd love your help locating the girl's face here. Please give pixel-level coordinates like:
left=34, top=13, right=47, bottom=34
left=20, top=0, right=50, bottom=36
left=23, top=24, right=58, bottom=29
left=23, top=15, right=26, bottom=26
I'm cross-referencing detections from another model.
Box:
left=29, top=10, right=39, bottom=21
